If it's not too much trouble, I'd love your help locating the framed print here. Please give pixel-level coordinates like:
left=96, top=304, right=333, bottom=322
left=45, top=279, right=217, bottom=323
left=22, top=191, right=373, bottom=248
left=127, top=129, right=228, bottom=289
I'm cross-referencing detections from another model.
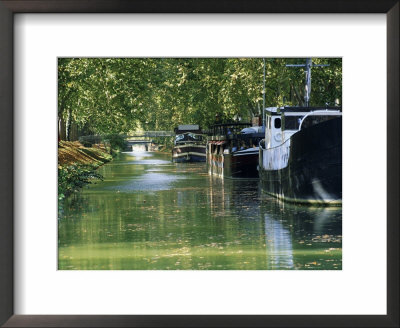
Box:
left=0, top=1, right=398, bottom=327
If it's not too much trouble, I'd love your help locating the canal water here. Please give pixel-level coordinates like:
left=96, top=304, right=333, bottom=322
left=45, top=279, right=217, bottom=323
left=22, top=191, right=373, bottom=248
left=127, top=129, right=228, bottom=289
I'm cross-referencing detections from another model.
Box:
left=58, top=151, right=342, bottom=270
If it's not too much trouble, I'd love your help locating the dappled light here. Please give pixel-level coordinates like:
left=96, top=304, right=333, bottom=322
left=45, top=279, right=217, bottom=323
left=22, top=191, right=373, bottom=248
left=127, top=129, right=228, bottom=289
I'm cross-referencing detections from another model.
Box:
left=59, top=152, right=342, bottom=270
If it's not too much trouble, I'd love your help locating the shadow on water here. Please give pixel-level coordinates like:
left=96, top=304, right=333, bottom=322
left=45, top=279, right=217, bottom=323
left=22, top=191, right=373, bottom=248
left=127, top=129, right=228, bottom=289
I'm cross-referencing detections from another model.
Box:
left=58, top=151, right=342, bottom=270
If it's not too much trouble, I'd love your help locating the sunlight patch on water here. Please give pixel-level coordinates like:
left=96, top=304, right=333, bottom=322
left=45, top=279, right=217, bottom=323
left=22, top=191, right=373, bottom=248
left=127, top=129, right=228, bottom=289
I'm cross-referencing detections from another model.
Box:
left=109, top=172, right=185, bottom=192
left=126, top=159, right=171, bottom=165
left=122, top=151, right=153, bottom=157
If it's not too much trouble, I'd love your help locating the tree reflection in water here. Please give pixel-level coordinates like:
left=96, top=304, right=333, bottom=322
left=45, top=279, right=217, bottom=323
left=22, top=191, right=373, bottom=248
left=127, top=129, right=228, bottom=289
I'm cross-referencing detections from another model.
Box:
left=59, top=152, right=341, bottom=270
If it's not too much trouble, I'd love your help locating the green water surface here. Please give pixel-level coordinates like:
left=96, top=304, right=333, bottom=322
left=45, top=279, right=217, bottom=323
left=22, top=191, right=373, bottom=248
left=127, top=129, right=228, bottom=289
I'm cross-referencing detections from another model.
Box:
left=58, top=151, right=342, bottom=270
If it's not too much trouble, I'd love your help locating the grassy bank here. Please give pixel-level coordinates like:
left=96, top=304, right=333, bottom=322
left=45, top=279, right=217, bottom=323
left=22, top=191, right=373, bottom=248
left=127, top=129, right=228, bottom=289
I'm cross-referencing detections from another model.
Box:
left=58, top=141, right=113, bottom=200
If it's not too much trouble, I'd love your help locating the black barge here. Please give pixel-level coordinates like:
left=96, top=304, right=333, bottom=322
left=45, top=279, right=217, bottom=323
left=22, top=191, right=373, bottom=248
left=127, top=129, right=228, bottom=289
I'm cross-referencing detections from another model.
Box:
left=259, top=107, right=342, bottom=205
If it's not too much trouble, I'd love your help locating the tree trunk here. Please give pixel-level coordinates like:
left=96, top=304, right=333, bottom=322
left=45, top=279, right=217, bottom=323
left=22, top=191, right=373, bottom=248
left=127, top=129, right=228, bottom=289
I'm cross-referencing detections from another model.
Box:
left=66, top=108, right=72, bottom=141
left=58, top=116, right=67, bottom=141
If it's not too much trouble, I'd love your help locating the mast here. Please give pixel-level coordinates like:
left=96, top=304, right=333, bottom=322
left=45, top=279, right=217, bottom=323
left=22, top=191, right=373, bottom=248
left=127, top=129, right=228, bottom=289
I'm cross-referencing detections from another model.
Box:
left=286, top=58, right=328, bottom=107
left=262, top=58, right=266, bottom=126
left=304, top=58, right=312, bottom=106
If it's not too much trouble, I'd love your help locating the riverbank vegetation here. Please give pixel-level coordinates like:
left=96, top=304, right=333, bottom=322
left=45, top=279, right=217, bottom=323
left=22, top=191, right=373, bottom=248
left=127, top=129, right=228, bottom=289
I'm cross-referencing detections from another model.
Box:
left=58, top=58, right=342, bottom=141
left=58, top=141, right=112, bottom=200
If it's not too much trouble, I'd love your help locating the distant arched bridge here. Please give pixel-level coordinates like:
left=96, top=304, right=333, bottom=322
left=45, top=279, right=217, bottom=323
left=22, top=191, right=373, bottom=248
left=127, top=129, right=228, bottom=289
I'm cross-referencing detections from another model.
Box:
left=79, top=132, right=175, bottom=151
left=124, top=131, right=174, bottom=151
left=125, top=139, right=153, bottom=151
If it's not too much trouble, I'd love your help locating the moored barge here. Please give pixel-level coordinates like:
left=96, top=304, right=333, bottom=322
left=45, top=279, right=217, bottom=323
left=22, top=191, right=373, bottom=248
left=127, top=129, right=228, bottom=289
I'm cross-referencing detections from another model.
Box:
left=259, top=107, right=342, bottom=205
left=207, top=123, right=264, bottom=178
left=172, top=125, right=206, bottom=163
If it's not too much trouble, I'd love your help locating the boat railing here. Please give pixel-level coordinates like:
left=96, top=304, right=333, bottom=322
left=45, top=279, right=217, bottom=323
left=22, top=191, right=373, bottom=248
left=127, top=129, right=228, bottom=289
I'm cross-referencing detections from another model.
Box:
left=207, top=122, right=252, bottom=136
left=259, top=135, right=292, bottom=151
left=298, top=110, right=342, bottom=131
left=175, top=140, right=206, bottom=145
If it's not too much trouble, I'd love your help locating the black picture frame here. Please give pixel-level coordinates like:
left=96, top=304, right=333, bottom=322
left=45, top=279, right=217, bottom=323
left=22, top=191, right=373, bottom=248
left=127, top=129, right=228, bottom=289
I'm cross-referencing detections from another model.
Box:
left=0, top=1, right=398, bottom=327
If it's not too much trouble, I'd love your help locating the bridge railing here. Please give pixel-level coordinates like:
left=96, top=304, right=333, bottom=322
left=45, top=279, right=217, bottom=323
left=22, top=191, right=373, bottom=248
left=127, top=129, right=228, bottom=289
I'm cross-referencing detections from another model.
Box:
left=124, top=131, right=175, bottom=138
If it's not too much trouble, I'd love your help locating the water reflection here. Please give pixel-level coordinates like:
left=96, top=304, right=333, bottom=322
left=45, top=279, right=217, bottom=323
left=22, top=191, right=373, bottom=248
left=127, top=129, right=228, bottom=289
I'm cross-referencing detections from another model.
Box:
left=260, top=198, right=342, bottom=270
left=264, top=216, right=294, bottom=269
left=109, top=172, right=186, bottom=192
left=58, top=151, right=342, bottom=270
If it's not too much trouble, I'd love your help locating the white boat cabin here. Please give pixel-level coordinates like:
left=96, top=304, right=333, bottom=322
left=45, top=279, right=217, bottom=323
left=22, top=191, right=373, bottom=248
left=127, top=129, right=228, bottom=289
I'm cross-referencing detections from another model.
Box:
left=264, top=106, right=342, bottom=149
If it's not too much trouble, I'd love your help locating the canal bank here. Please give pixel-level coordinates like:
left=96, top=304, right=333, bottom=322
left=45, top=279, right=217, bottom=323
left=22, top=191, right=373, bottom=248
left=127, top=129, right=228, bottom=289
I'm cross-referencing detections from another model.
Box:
left=58, top=141, right=113, bottom=200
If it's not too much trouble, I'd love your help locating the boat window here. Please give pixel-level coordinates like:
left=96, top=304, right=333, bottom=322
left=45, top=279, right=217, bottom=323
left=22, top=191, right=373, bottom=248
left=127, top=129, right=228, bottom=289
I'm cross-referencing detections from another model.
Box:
left=284, top=116, right=302, bottom=130
left=274, top=118, right=281, bottom=129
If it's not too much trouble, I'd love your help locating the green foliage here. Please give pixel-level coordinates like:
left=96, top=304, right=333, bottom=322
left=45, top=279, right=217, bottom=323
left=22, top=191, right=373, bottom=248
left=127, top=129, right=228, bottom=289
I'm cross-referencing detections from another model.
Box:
left=105, top=134, right=127, bottom=151
left=58, top=58, right=342, bottom=138
left=79, top=135, right=103, bottom=147
left=151, top=136, right=174, bottom=152
left=58, top=165, right=103, bottom=200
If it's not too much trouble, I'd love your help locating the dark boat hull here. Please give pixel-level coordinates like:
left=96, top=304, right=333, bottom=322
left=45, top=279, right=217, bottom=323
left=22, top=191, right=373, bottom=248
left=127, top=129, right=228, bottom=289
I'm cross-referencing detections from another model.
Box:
left=208, top=148, right=259, bottom=178
left=259, top=118, right=342, bottom=205
left=172, top=144, right=206, bottom=163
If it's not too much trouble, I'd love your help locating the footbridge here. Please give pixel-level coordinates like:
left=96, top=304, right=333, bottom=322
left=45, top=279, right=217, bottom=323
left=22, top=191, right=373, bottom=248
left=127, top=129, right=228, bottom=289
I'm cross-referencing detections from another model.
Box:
left=125, top=131, right=174, bottom=138
left=124, top=131, right=174, bottom=151
left=125, top=139, right=153, bottom=151
left=79, top=132, right=175, bottom=151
